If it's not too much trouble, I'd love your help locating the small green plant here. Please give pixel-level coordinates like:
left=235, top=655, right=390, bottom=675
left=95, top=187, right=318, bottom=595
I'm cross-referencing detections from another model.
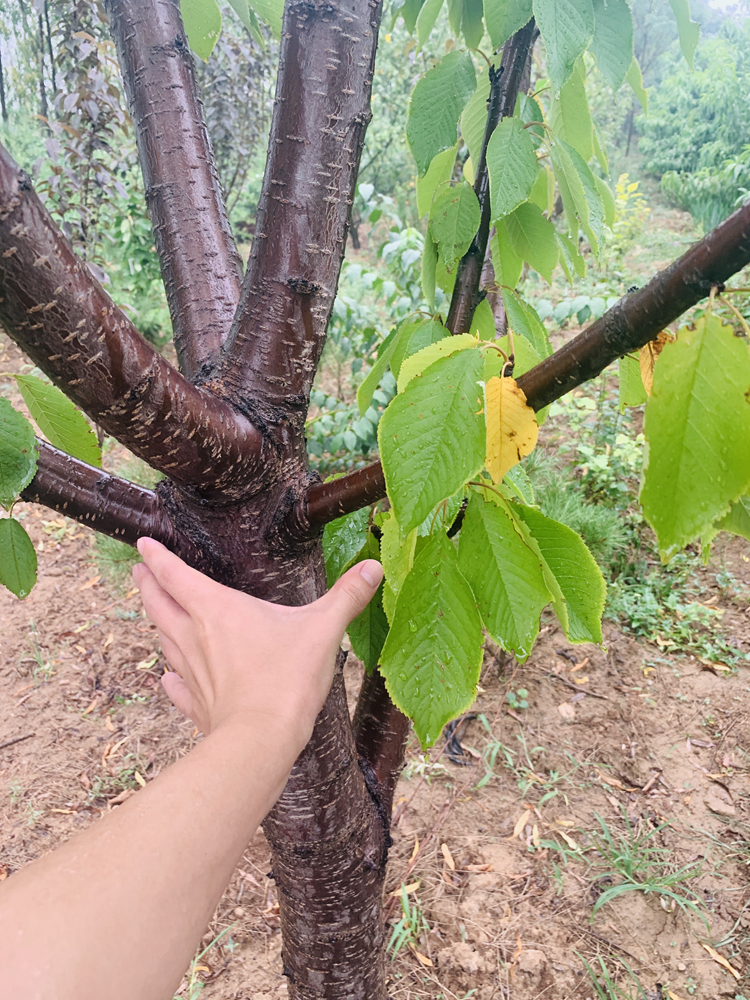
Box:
left=684, top=976, right=697, bottom=995
left=576, top=952, right=645, bottom=1000
left=505, top=688, right=528, bottom=711
left=590, top=812, right=706, bottom=926
left=387, top=885, right=430, bottom=962
left=25, top=622, right=54, bottom=686
left=174, top=925, right=237, bottom=1000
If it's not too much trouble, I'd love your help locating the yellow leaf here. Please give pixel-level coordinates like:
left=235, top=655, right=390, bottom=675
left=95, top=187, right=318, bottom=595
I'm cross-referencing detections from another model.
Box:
left=639, top=331, right=673, bottom=396
left=558, top=831, right=578, bottom=850
left=134, top=771, right=146, bottom=787
left=485, top=376, right=538, bottom=483
left=441, top=843, right=455, bottom=870
left=411, top=947, right=433, bottom=966
left=136, top=654, right=159, bottom=671
left=389, top=880, right=421, bottom=898
left=410, top=834, right=420, bottom=862
left=701, top=943, right=740, bottom=979
left=512, top=809, right=531, bottom=839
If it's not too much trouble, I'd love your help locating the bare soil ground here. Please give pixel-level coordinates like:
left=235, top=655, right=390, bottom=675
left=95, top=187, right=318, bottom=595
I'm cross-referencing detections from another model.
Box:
left=2, top=199, right=750, bottom=1000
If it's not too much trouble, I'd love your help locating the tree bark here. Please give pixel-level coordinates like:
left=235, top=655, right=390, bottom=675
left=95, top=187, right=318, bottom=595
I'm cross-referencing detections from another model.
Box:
left=0, top=45, right=8, bottom=122
left=302, top=197, right=750, bottom=528
left=215, top=0, right=383, bottom=425
left=106, top=0, right=244, bottom=380
left=0, top=144, right=263, bottom=496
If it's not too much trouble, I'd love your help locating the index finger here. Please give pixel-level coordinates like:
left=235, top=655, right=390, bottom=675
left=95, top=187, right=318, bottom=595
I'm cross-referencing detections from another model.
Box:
left=136, top=537, right=229, bottom=614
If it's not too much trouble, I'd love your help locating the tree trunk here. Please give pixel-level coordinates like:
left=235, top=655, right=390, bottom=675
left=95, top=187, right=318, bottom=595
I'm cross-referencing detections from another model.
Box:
left=0, top=45, right=7, bottom=122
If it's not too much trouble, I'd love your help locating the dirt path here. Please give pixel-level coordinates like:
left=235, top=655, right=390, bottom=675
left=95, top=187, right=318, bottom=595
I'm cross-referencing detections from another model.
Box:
left=1, top=328, right=749, bottom=1000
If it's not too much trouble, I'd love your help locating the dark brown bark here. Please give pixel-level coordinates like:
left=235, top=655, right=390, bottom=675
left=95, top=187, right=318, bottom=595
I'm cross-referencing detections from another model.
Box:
left=302, top=198, right=750, bottom=530
left=446, top=20, right=537, bottom=336
left=215, top=0, right=383, bottom=422
left=20, top=439, right=201, bottom=555
left=0, top=144, right=263, bottom=496
left=106, top=0, right=244, bottom=381
left=353, top=668, right=409, bottom=816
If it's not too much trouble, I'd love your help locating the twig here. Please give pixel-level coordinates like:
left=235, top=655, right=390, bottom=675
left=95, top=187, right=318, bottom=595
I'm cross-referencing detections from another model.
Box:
left=0, top=732, right=35, bottom=751
left=537, top=669, right=609, bottom=700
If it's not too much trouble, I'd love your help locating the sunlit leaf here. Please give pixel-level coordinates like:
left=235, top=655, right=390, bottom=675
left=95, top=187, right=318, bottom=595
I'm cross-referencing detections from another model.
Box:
left=485, top=375, right=538, bottom=483
left=380, top=531, right=483, bottom=747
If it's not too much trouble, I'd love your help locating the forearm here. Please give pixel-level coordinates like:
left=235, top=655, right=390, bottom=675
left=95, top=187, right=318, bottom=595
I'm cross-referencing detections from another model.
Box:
left=0, top=720, right=303, bottom=1000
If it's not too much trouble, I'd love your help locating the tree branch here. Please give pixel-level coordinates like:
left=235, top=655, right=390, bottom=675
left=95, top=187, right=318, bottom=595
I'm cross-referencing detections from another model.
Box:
left=352, top=668, right=409, bottom=816
left=21, top=440, right=157, bottom=544
left=446, top=19, right=537, bottom=336
left=0, top=144, right=263, bottom=497
left=215, top=0, right=383, bottom=422
left=300, top=198, right=750, bottom=529
left=106, top=0, right=243, bottom=381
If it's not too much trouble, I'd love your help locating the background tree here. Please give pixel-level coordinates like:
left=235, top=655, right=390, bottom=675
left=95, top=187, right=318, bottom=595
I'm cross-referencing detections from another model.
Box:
left=1, top=0, right=750, bottom=997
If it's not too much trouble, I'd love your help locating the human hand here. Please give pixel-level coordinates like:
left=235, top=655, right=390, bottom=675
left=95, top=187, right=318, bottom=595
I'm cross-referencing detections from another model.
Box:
left=132, top=538, right=383, bottom=747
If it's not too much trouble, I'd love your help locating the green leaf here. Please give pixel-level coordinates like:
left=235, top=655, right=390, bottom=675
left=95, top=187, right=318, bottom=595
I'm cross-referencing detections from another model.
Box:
left=550, top=139, right=597, bottom=250
left=490, top=220, right=524, bottom=289
left=458, top=493, right=551, bottom=659
left=422, top=231, right=438, bottom=309
left=564, top=141, right=605, bottom=253
left=618, top=353, right=647, bottom=413
left=380, top=510, right=418, bottom=622
left=401, top=0, right=427, bottom=32
left=0, top=399, right=38, bottom=509
left=668, top=0, right=700, bottom=70
left=416, top=0, right=445, bottom=49
left=15, top=375, right=101, bottom=468
left=594, top=174, right=616, bottom=228
left=533, top=0, right=594, bottom=91
left=180, top=0, right=222, bottom=60
left=590, top=0, right=633, bottom=91
left=391, top=319, right=449, bottom=381
left=246, top=0, right=282, bottom=37
left=226, top=0, right=264, bottom=45
left=641, top=317, right=750, bottom=559
left=322, top=507, right=370, bottom=588
left=485, top=332, right=543, bottom=380
left=380, top=348, right=485, bottom=533
left=459, top=0, right=485, bottom=48
left=516, top=505, right=605, bottom=643
left=380, top=532, right=483, bottom=747
left=519, top=93, right=546, bottom=150
left=556, top=231, right=586, bottom=280
left=460, top=72, right=492, bottom=167
left=502, top=290, right=552, bottom=358
left=407, top=52, right=477, bottom=176
left=484, top=0, right=533, bottom=49
left=504, top=464, right=535, bottom=505
left=429, top=182, right=481, bottom=271
left=0, top=518, right=37, bottom=598
left=417, top=144, right=457, bottom=218
left=505, top=202, right=559, bottom=283
left=592, top=122, right=609, bottom=176
left=357, top=326, right=401, bottom=416
left=471, top=298, right=497, bottom=341
left=397, top=333, right=477, bottom=393
left=625, top=58, right=648, bottom=114
left=548, top=58, right=593, bottom=161
left=487, top=117, right=540, bottom=221
left=713, top=496, right=750, bottom=543
left=347, top=533, right=389, bottom=673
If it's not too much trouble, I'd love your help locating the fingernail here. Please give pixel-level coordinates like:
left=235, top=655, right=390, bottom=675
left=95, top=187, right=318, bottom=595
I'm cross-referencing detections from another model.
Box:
left=137, top=537, right=157, bottom=556
left=359, top=560, right=384, bottom=589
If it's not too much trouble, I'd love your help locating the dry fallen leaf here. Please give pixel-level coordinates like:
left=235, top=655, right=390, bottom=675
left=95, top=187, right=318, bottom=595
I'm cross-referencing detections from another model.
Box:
left=485, top=375, right=538, bottom=483
left=79, top=575, right=101, bottom=591
left=441, top=843, right=455, bottom=871
left=409, top=834, right=419, bottom=863
left=134, top=771, right=147, bottom=788
left=411, top=947, right=433, bottom=967
left=103, top=633, right=114, bottom=651
left=465, top=863, right=493, bottom=872
left=81, top=697, right=99, bottom=717
left=557, top=702, right=576, bottom=720
left=511, top=809, right=531, bottom=840
left=136, top=654, right=159, bottom=671
left=388, top=880, right=421, bottom=898
left=105, top=716, right=115, bottom=733
left=701, top=943, right=740, bottom=979
left=558, top=831, right=578, bottom=850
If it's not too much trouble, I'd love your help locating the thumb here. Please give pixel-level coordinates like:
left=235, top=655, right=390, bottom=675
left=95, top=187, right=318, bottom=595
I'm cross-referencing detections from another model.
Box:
left=320, top=560, right=384, bottom=632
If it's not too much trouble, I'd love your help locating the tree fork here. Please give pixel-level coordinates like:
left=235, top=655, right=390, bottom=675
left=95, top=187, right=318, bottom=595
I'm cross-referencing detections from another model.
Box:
left=300, top=198, right=750, bottom=528
left=0, top=144, right=263, bottom=496
left=215, top=0, right=384, bottom=420
left=106, top=0, right=243, bottom=380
